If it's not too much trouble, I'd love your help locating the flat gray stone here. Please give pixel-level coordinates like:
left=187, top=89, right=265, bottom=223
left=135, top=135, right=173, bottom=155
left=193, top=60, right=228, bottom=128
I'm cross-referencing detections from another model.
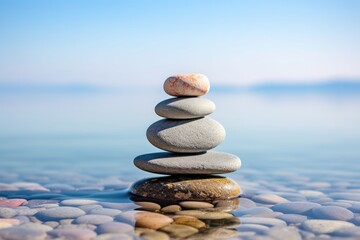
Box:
left=36, top=207, right=86, bottom=221
left=301, top=219, right=354, bottom=234
left=311, top=206, right=354, bottom=221
left=271, top=202, right=320, bottom=214
left=89, top=208, right=122, bottom=217
left=329, top=193, right=360, bottom=201
left=0, top=227, right=47, bottom=240
left=155, top=97, right=215, bottom=119
left=134, top=151, right=240, bottom=174
left=146, top=117, right=225, bottom=153
left=276, top=214, right=307, bottom=224
left=252, top=193, right=288, bottom=204
left=74, top=214, right=113, bottom=225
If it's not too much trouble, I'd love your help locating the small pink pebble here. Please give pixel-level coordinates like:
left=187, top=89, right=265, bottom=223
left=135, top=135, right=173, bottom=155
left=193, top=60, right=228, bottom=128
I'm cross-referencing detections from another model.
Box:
left=0, top=199, right=27, bottom=208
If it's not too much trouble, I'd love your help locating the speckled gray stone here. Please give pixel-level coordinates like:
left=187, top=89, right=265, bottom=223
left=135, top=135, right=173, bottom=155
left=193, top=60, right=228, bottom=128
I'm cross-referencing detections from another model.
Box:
left=146, top=117, right=225, bottom=153
left=311, top=206, right=354, bottom=221
left=36, top=207, right=86, bottom=221
left=155, top=97, right=215, bottom=119
left=134, top=151, right=240, bottom=174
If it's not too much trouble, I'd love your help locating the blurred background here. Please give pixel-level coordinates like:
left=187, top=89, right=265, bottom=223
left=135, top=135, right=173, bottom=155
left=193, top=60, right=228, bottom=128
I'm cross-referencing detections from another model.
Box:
left=0, top=0, right=359, bottom=177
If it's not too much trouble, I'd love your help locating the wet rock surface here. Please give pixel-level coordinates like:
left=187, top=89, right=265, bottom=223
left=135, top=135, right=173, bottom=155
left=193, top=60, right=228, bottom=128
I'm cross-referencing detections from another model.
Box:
left=130, top=175, right=241, bottom=201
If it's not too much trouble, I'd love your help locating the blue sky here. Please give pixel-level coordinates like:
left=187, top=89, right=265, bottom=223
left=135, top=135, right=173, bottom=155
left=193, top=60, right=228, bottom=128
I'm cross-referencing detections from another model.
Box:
left=0, top=0, right=359, bottom=87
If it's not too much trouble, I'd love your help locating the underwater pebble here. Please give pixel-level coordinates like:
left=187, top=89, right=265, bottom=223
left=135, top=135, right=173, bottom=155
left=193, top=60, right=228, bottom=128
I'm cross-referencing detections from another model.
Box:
left=48, top=228, right=97, bottom=240
left=97, top=222, right=133, bottom=234
left=75, top=214, right=113, bottom=225
left=301, top=219, right=354, bottom=234
left=271, top=202, right=320, bottom=214
left=0, top=227, right=47, bottom=240
left=172, top=215, right=206, bottom=229
left=252, top=193, right=288, bottom=204
left=36, top=207, right=85, bottom=221
left=311, top=206, right=354, bottom=221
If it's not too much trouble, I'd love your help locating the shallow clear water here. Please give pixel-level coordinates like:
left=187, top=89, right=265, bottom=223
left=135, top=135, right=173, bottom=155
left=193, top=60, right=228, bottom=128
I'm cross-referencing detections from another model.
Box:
left=1, top=91, right=360, bottom=239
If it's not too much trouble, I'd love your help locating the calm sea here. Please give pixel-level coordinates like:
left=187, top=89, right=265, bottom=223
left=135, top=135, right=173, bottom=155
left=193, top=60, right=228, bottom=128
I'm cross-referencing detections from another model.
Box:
left=1, top=89, right=359, bottom=182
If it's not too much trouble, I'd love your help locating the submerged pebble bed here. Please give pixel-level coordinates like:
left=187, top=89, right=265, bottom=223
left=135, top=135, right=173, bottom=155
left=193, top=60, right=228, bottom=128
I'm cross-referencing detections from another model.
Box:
left=1, top=169, right=360, bottom=240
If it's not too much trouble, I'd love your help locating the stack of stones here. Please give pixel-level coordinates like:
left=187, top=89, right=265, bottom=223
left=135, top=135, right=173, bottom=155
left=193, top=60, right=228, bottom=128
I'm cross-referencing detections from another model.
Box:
left=130, top=74, right=241, bottom=201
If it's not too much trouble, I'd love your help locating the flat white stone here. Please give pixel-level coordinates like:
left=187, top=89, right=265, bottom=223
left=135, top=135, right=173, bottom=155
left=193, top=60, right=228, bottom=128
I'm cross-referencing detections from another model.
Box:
left=134, top=151, right=240, bottom=174
left=155, top=97, right=215, bottom=119
left=146, top=117, right=225, bottom=153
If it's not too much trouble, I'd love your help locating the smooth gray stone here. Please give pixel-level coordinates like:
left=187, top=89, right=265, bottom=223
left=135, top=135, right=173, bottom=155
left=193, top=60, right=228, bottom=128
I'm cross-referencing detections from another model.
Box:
left=155, top=97, right=215, bottom=119
left=267, top=227, right=302, bottom=240
left=332, top=226, right=360, bottom=237
left=234, top=224, right=269, bottom=233
left=36, top=207, right=86, bottom=221
left=329, top=193, right=360, bottom=201
left=234, top=207, right=273, bottom=217
left=276, top=214, right=307, bottom=224
left=0, top=227, right=47, bottom=240
left=134, top=151, right=240, bottom=174
left=0, top=207, right=16, bottom=218
left=271, top=202, right=320, bottom=214
left=301, top=219, right=354, bottom=234
left=48, top=229, right=96, bottom=239
left=146, top=117, right=225, bottom=153
left=74, top=214, right=113, bottom=225
left=311, top=206, right=354, bottom=221
left=89, top=208, right=122, bottom=217
left=97, top=222, right=133, bottom=234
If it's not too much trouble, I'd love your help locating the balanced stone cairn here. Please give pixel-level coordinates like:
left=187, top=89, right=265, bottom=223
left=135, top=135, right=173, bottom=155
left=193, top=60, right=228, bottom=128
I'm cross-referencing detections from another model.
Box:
left=130, top=74, right=241, bottom=201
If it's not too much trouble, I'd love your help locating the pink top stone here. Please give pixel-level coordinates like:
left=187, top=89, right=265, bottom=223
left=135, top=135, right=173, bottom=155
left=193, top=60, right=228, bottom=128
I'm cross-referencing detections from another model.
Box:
left=164, top=74, right=210, bottom=97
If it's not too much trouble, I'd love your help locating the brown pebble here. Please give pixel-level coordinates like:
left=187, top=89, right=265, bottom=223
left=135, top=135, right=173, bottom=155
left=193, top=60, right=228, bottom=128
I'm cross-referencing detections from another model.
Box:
left=176, top=210, right=233, bottom=220
left=160, top=224, right=198, bottom=238
left=173, top=215, right=206, bottom=229
left=161, top=205, right=181, bottom=213
left=179, top=201, right=214, bottom=209
left=135, top=202, right=161, bottom=211
left=135, top=228, right=170, bottom=240
left=214, top=198, right=240, bottom=211
left=130, top=176, right=241, bottom=201
left=118, top=211, right=173, bottom=230
left=198, top=228, right=240, bottom=239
